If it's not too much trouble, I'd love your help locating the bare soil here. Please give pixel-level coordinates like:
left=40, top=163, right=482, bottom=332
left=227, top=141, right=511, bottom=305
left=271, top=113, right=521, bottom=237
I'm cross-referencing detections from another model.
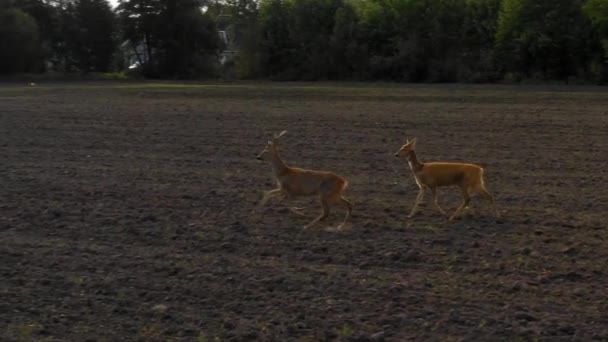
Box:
left=1, top=82, right=608, bottom=341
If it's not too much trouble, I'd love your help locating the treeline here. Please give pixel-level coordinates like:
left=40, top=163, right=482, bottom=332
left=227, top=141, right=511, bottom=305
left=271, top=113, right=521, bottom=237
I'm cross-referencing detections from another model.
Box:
left=1, top=0, right=607, bottom=83
left=1, top=0, right=117, bottom=74
left=0, top=0, right=219, bottom=77
left=244, top=0, right=608, bottom=83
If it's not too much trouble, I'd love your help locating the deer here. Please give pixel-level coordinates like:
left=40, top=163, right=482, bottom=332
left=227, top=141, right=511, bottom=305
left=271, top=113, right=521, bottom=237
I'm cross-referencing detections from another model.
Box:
left=254, top=131, right=353, bottom=231
left=394, top=138, right=499, bottom=221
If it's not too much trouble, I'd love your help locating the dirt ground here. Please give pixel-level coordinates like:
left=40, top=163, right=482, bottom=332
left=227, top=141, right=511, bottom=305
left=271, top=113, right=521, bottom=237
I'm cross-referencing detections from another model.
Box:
left=1, top=82, right=607, bottom=341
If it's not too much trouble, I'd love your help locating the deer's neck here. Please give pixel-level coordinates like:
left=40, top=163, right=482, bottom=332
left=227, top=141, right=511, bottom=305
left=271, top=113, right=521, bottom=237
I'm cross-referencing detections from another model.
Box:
left=270, top=146, right=289, bottom=176
left=407, top=150, right=424, bottom=173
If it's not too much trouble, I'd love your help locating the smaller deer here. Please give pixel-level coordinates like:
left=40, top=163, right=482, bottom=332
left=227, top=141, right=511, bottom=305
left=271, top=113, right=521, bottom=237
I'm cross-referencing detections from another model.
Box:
left=254, top=131, right=353, bottom=230
left=394, top=138, right=499, bottom=221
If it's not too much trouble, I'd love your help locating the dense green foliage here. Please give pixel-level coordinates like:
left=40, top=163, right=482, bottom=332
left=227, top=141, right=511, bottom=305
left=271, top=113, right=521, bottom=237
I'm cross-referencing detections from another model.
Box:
left=117, top=0, right=219, bottom=77
left=0, top=7, right=40, bottom=73
left=60, top=0, right=116, bottom=72
left=1, top=0, right=607, bottom=83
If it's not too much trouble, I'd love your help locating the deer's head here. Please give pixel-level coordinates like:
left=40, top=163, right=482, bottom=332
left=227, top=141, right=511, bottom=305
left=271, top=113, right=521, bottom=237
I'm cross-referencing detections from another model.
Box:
left=257, top=130, right=287, bottom=160
left=394, top=138, right=417, bottom=158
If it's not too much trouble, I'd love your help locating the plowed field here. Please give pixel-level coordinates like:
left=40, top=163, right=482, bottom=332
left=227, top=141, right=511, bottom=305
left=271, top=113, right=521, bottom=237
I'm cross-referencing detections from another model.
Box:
left=2, top=82, right=607, bottom=341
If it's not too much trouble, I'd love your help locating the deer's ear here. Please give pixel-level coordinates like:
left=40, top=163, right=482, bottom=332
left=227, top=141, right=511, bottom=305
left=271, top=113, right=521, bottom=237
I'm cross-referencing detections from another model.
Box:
left=410, top=138, right=417, bottom=147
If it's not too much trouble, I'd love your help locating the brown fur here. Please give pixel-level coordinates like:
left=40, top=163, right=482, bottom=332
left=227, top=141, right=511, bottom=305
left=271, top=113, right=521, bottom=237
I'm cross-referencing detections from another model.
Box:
left=394, top=139, right=499, bottom=221
left=255, top=131, right=353, bottom=230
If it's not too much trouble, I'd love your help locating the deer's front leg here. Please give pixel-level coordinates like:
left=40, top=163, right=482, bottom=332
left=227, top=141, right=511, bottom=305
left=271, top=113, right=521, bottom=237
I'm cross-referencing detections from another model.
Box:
left=431, top=187, right=447, bottom=217
left=408, top=187, right=425, bottom=218
left=254, top=188, right=284, bottom=212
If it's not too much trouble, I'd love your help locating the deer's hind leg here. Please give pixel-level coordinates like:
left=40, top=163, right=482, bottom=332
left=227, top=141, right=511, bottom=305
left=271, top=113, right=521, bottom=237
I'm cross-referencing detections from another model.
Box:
left=303, top=196, right=330, bottom=230
left=469, top=178, right=499, bottom=218
left=449, top=186, right=471, bottom=221
left=335, top=196, right=353, bottom=231
left=479, top=187, right=499, bottom=218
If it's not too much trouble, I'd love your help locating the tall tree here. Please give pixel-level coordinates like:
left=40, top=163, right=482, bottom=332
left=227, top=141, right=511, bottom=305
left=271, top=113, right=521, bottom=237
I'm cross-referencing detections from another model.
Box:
left=460, top=0, right=501, bottom=81
left=207, top=0, right=259, bottom=78
left=257, top=0, right=294, bottom=78
left=117, top=0, right=161, bottom=74
left=155, top=0, right=219, bottom=77
left=495, top=0, right=587, bottom=81
left=60, top=0, right=116, bottom=72
left=330, top=2, right=367, bottom=79
left=0, top=7, right=41, bottom=73
left=117, top=0, right=219, bottom=77
left=12, top=0, right=58, bottom=70
left=584, top=0, right=608, bottom=82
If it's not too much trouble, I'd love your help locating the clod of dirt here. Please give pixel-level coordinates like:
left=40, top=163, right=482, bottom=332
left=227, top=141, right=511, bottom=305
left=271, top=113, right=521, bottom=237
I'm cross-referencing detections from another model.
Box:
left=370, top=331, right=386, bottom=341
left=383, top=251, right=400, bottom=261
left=572, top=288, right=586, bottom=297
left=139, top=215, right=157, bottom=222
left=151, top=304, right=168, bottom=314
left=563, top=271, right=584, bottom=281
left=362, top=221, right=375, bottom=229
left=220, top=242, right=234, bottom=251
left=559, top=325, right=576, bottom=335
left=358, top=261, right=370, bottom=268
left=239, top=329, right=258, bottom=340
left=49, top=210, right=62, bottom=218
left=229, top=220, right=247, bottom=232
left=313, top=246, right=329, bottom=253
left=561, top=246, right=578, bottom=255
left=592, top=333, right=608, bottom=340
left=510, top=282, right=523, bottom=292
left=222, top=321, right=235, bottom=329
left=515, top=327, right=535, bottom=337
left=403, top=250, right=421, bottom=262
left=514, top=312, right=537, bottom=322
left=432, top=238, right=453, bottom=246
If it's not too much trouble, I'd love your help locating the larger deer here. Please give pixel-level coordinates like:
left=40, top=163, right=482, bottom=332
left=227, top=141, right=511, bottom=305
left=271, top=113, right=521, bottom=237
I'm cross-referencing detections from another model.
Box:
left=394, top=138, right=499, bottom=221
left=254, top=131, right=353, bottom=230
